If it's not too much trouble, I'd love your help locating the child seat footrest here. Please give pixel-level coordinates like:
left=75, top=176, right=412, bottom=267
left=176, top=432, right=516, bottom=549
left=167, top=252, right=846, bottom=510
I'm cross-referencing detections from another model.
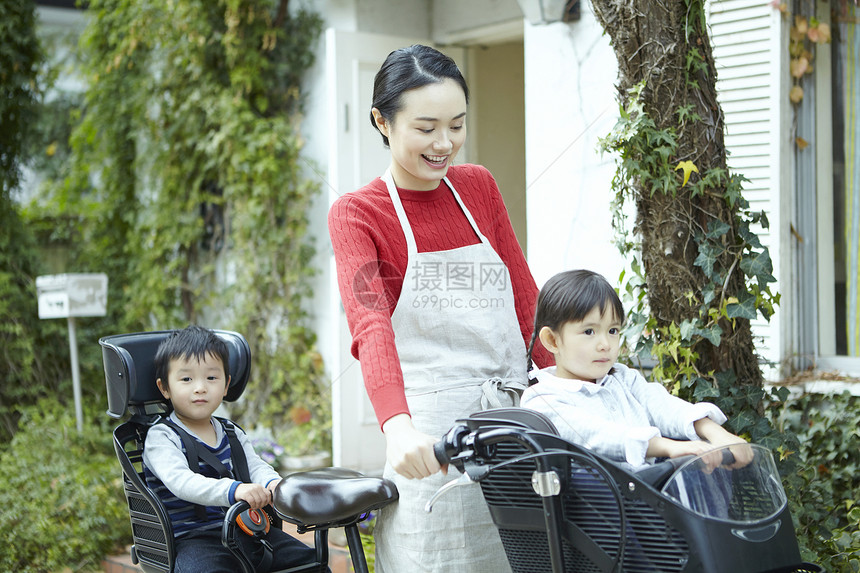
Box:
left=274, top=467, right=398, bottom=527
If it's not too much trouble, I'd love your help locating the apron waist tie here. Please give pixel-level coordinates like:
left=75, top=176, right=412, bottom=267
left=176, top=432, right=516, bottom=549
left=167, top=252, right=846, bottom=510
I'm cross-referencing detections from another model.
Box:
left=480, top=377, right=525, bottom=410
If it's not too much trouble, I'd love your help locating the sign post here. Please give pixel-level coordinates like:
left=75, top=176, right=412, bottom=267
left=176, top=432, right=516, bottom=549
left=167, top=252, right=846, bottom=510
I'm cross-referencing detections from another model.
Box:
left=36, top=273, right=108, bottom=432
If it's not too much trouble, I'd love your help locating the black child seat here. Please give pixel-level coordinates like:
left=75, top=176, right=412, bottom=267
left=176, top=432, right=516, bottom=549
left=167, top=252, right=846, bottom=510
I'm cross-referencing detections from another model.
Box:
left=435, top=408, right=822, bottom=573
left=100, top=330, right=397, bottom=573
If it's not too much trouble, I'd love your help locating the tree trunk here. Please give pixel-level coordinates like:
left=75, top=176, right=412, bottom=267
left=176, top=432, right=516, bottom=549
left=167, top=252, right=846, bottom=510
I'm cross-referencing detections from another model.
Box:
left=591, top=0, right=765, bottom=391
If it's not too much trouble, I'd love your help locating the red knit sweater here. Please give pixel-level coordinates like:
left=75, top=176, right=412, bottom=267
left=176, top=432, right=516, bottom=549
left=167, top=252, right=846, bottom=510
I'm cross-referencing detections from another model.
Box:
left=328, top=164, right=551, bottom=427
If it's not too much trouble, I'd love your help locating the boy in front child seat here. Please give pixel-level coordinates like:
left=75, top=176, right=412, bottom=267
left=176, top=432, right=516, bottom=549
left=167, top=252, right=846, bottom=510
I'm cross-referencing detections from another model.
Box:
left=522, top=270, right=752, bottom=471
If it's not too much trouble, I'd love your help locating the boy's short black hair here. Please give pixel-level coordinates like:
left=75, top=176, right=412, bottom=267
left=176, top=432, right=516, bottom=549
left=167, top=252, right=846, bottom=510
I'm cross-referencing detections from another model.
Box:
left=154, top=325, right=230, bottom=389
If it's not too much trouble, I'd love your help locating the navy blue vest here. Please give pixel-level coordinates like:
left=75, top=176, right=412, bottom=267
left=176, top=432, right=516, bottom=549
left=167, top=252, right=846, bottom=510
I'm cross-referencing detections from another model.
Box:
left=143, top=417, right=250, bottom=537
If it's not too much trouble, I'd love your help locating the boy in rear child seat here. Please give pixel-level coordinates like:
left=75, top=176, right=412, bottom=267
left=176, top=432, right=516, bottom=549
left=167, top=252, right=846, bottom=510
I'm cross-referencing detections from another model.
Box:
left=143, top=325, right=321, bottom=573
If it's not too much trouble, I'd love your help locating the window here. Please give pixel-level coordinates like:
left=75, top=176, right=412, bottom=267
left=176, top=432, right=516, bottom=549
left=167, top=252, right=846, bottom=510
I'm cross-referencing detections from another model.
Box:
left=814, top=1, right=859, bottom=364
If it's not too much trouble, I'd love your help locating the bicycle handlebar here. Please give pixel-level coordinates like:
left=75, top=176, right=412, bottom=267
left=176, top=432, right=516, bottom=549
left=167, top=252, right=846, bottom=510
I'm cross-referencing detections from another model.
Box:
left=435, top=422, right=740, bottom=475
left=433, top=439, right=450, bottom=466
left=433, top=424, right=472, bottom=469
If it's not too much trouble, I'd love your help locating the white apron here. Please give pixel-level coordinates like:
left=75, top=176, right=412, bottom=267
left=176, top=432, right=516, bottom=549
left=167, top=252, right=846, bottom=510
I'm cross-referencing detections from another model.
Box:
left=374, top=169, right=527, bottom=572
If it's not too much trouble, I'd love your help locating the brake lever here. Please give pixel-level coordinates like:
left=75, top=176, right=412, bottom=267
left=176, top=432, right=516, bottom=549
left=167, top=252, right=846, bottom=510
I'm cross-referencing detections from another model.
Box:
left=424, top=473, right=472, bottom=513
left=424, top=463, right=491, bottom=513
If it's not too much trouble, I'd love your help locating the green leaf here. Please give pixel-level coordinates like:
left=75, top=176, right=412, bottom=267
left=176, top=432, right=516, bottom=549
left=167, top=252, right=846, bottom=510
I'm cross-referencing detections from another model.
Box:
left=699, top=323, right=723, bottom=346
left=701, top=167, right=727, bottom=188
left=623, top=318, right=647, bottom=341
left=702, top=283, right=717, bottom=306
left=738, top=219, right=763, bottom=249
left=726, top=290, right=758, bottom=319
left=774, top=386, right=791, bottom=402
left=739, top=249, right=777, bottom=288
left=692, top=377, right=720, bottom=400
left=694, top=241, right=721, bottom=279
left=679, top=319, right=697, bottom=341
left=714, top=369, right=737, bottom=387
left=731, top=410, right=758, bottom=434
left=706, top=220, right=732, bottom=240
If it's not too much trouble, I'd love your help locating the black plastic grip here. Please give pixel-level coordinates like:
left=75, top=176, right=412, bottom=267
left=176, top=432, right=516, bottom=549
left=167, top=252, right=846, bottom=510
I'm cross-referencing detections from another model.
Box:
left=434, top=439, right=450, bottom=466
left=434, top=424, right=471, bottom=468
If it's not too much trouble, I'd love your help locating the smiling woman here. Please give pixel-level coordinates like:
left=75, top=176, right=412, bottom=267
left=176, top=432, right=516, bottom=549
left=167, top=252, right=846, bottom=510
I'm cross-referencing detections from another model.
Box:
left=328, top=44, right=554, bottom=572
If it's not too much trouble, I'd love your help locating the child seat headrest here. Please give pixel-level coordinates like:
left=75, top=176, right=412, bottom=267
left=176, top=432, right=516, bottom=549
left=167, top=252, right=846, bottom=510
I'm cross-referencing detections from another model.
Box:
left=99, top=329, right=251, bottom=419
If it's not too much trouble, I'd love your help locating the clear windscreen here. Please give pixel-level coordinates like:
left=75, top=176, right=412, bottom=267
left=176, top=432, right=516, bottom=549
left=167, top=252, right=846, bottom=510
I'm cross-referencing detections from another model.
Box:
left=659, top=444, right=787, bottom=523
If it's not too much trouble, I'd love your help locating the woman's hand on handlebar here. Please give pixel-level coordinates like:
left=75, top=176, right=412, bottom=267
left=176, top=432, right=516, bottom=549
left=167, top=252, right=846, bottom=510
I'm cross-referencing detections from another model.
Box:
left=382, top=413, right=447, bottom=479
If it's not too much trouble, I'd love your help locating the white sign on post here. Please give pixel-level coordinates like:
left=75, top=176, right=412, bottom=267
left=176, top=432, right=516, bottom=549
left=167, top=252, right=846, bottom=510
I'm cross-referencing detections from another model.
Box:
left=37, top=273, right=108, bottom=319
left=36, top=273, right=108, bottom=432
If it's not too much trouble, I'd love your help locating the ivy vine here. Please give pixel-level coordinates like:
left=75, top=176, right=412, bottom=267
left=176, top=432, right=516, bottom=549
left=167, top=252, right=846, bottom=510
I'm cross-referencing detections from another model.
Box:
left=600, top=80, right=784, bottom=442
left=772, top=0, right=834, bottom=108
left=29, top=0, right=329, bottom=454
left=0, top=1, right=76, bottom=441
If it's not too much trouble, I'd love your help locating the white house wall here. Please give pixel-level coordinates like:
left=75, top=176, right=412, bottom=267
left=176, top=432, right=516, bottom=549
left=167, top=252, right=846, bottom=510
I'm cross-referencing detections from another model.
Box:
left=301, top=0, right=433, bottom=403
left=431, top=0, right=524, bottom=44
left=356, top=0, right=432, bottom=37
left=522, top=6, right=626, bottom=288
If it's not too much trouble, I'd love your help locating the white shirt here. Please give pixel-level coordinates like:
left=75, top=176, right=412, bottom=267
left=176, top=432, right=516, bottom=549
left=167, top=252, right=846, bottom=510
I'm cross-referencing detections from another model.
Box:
left=521, top=364, right=726, bottom=468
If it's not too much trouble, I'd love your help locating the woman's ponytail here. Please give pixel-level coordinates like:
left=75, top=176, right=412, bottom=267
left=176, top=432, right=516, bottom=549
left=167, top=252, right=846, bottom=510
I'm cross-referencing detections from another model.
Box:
left=526, top=328, right=539, bottom=385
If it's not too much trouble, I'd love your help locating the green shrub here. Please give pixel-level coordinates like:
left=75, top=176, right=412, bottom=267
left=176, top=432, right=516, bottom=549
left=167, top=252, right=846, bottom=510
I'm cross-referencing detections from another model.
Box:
left=0, top=399, right=130, bottom=572
left=770, top=390, right=860, bottom=569
left=357, top=512, right=378, bottom=573
left=0, top=0, right=79, bottom=444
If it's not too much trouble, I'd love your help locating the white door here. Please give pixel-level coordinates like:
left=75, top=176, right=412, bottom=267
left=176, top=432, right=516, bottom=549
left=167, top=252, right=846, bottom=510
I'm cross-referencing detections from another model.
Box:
left=326, top=29, right=466, bottom=472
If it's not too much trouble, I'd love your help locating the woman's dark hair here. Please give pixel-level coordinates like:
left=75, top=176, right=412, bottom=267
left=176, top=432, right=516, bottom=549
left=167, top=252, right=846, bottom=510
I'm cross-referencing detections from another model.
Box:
left=527, top=270, right=625, bottom=377
left=154, top=325, right=230, bottom=390
left=370, top=44, right=469, bottom=147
